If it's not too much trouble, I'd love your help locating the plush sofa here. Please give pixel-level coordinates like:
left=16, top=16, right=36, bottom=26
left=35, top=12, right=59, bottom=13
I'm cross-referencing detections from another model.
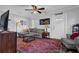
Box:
left=18, top=28, right=45, bottom=38
left=29, top=28, right=45, bottom=38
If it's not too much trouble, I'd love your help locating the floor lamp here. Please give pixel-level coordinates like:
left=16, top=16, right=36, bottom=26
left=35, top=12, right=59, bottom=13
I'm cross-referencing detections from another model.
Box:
left=16, top=20, right=20, bottom=32
left=44, top=20, right=49, bottom=32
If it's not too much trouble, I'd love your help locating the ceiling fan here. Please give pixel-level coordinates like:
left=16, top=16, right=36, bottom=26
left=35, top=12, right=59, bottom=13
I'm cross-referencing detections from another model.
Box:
left=25, top=5, right=45, bottom=14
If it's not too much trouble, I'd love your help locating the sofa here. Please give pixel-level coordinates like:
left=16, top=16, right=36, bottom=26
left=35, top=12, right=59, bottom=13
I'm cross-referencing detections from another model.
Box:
left=18, top=28, right=45, bottom=38
left=29, top=28, right=45, bottom=38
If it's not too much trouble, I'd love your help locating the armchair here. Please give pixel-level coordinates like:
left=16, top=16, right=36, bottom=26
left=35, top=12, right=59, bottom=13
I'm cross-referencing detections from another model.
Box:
left=61, top=32, right=79, bottom=49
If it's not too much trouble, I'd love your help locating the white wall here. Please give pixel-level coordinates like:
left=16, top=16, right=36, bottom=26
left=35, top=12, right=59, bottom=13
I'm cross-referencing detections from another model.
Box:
left=65, top=7, right=79, bottom=34
left=0, top=7, right=79, bottom=39
left=33, top=7, right=79, bottom=39
left=0, top=10, right=30, bottom=32
left=8, top=14, right=30, bottom=32
left=52, top=7, right=79, bottom=39
left=8, top=7, right=78, bottom=39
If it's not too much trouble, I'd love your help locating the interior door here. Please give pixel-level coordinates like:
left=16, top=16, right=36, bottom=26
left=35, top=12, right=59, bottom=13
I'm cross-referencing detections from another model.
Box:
left=52, top=15, right=65, bottom=39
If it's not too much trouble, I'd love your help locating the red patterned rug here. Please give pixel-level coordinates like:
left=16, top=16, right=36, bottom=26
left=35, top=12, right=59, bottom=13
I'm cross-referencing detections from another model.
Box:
left=17, top=38, right=63, bottom=53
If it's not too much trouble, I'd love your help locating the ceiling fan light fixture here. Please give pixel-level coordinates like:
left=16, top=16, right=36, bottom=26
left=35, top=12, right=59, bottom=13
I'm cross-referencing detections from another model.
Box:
left=33, top=11, right=38, bottom=14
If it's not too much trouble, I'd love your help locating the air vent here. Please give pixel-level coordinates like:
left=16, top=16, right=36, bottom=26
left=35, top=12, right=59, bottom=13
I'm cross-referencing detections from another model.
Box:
left=55, top=12, right=63, bottom=15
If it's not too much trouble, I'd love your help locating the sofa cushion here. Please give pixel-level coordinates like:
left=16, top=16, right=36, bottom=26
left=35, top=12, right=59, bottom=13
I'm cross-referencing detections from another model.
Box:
left=70, top=32, right=79, bottom=40
left=29, top=28, right=38, bottom=33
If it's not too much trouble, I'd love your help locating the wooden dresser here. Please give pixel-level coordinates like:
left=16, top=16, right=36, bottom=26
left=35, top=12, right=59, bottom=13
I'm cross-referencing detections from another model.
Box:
left=0, top=31, right=17, bottom=53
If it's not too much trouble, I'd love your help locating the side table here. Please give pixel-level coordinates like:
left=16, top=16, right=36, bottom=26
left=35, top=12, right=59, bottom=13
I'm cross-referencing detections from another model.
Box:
left=42, top=32, right=49, bottom=38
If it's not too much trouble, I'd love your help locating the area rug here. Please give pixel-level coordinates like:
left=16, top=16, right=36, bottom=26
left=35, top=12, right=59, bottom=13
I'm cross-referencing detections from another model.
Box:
left=17, top=38, right=63, bottom=53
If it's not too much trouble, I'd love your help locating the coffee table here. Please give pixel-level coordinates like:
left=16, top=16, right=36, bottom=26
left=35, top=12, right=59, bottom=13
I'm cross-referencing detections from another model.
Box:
left=23, top=33, right=38, bottom=42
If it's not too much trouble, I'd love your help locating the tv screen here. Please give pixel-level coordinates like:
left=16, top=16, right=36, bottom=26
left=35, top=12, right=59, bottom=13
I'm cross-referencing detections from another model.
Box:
left=40, top=18, right=50, bottom=25
left=0, top=10, right=9, bottom=31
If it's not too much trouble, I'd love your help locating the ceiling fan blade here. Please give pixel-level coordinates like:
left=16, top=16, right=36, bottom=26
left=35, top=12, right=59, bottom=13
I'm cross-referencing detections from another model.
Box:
left=32, top=5, right=36, bottom=7
left=25, top=9, right=32, bottom=11
left=38, top=8, right=45, bottom=10
left=32, top=5, right=37, bottom=9
left=37, top=11, right=41, bottom=14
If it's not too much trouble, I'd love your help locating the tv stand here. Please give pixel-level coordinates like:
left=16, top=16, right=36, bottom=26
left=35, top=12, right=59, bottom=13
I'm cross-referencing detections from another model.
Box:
left=0, top=31, right=17, bottom=53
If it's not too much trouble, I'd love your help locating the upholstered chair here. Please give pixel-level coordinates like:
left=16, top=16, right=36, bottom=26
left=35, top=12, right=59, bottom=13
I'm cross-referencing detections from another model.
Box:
left=61, top=32, right=79, bottom=49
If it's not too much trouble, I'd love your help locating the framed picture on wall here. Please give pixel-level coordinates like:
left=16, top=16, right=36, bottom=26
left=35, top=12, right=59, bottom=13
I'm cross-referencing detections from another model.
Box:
left=72, top=24, right=79, bottom=32
left=39, top=18, right=50, bottom=25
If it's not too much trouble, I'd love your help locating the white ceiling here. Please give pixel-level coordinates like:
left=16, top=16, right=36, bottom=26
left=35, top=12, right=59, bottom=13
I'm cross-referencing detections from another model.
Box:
left=0, top=5, right=79, bottom=19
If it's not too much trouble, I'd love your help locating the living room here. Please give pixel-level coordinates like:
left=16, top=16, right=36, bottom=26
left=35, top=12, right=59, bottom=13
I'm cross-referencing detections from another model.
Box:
left=0, top=5, right=79, bottom=53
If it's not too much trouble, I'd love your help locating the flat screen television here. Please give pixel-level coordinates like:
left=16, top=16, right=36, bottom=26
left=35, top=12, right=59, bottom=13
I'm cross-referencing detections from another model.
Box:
left=40, top=18, right=50, bottom=25
left=0, top=10, right=9, bottom=31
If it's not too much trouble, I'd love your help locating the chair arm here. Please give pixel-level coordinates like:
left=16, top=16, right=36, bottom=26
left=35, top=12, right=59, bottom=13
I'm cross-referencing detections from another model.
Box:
left=61, top=38, right=75, bottom=45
